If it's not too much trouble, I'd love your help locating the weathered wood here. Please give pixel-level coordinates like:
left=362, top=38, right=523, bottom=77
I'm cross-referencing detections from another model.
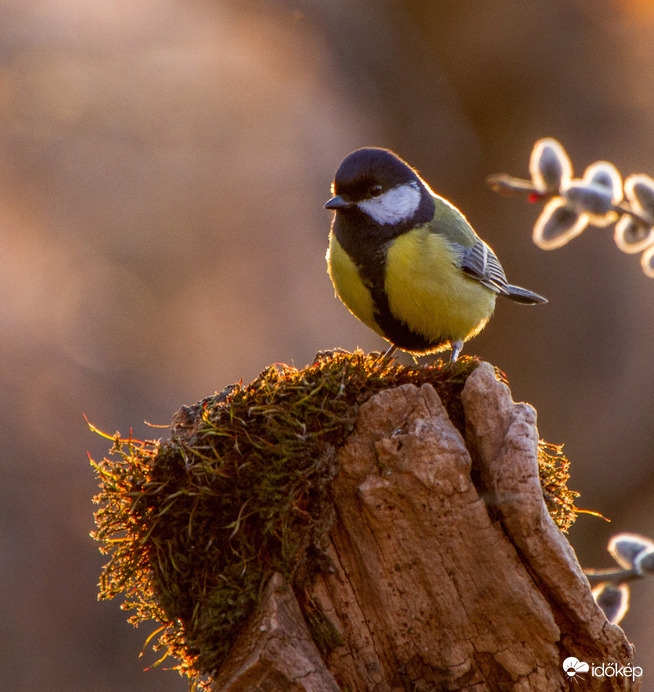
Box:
left=212, top=571, right=341, bottom=692
left=214, top=362, right=637, bottom=691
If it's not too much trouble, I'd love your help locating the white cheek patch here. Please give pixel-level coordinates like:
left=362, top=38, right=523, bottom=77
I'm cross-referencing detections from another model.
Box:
left=357, top=182, right=421, bottom=225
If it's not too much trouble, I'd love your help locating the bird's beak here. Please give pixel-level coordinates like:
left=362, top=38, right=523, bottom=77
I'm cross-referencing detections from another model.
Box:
left=324, top=194, right=353, bottom=210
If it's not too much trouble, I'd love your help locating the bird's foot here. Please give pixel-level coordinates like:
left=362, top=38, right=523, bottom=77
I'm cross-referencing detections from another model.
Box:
left=450, top=340, right=463, bottom=363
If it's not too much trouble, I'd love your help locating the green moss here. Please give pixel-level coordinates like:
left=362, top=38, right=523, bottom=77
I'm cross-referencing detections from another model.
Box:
left=90, top=350, right=577, bottom=688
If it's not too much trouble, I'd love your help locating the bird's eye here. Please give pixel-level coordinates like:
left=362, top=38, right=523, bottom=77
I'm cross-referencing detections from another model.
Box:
left=369, top=184, right=383, bottom=197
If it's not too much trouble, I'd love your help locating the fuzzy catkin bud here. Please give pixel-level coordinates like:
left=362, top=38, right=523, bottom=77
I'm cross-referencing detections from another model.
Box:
left=614, top=215, right=654, bottom=254
left=564, top=182, right=616, bottom=222
left=641, top=244, right=654, bottom=278
left=529, top=138, right=572, bottom=194
left=532, top=198, right=587, bottom=250
left=624, top=174, right=654, bottom=222
left=563, top=163, right=620, bottom=224
left=635, top=549, right=654, bottom=575
left=583, top=161, right=622, bottom=200
left=592, top=583, right=629, bottom=625
left=608, top=533, right=654, bottom=569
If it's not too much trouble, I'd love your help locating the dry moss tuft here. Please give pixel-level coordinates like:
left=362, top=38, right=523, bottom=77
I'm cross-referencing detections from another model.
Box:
left=90, top=350, right=577, bottom=687
left=538, top=440, right=578, bottom=532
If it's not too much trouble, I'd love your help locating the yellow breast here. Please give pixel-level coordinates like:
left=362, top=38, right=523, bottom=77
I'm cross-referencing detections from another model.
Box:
left=326, top=233, right=384, bottom=337
left=385, top=227, right=496, bottom=347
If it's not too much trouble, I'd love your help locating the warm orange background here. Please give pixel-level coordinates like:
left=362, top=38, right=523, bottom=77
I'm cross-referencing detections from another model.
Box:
left=1, top=1, right=653, bottom=689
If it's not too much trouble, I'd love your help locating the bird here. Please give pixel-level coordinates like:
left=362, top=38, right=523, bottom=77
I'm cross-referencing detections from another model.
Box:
left=324, top=147, right=546, bottom=362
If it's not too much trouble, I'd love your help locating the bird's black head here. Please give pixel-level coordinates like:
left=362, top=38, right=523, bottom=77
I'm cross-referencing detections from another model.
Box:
left=332, top=148, right=419, bottom=200
left=325, top=148, right=433, bottom=229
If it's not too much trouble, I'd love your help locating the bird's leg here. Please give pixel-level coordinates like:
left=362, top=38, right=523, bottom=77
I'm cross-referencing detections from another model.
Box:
left=383, top=344, right=397, bottom=360
left=450, top=340, right=463, bottom=363
left=372, top=343, right=397, bottom=367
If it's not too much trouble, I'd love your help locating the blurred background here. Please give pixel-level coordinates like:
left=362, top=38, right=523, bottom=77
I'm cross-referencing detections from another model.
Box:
left=1, top=0, right=653, bottom=688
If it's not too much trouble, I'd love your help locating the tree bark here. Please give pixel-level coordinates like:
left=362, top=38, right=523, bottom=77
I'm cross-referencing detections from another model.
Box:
left=213, top=362, right=637, bottom=691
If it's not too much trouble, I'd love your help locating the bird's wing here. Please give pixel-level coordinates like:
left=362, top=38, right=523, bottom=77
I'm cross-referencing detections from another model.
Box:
left=427, top=193, right=511, bottom=295
left=456, top=240, right=512, bottom=296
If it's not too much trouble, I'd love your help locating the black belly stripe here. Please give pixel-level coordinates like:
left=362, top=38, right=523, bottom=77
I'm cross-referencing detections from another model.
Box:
left=368, top=283, right=448, bottom=353
left=332, top=194, right=446, bottom=353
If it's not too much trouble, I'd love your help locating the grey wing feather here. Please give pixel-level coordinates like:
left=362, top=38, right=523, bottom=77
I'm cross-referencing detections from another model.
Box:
left=455, top=240, right=548, bottom=305
left=457, top=239, right=512, bottom=295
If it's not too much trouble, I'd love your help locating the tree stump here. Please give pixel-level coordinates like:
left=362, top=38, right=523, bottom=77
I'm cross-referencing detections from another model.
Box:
left=212, top=363, right=636, bottom=691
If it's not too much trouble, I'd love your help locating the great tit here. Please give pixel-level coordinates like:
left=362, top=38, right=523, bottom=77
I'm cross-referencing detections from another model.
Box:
left=325, top=147, right=546, bottom=362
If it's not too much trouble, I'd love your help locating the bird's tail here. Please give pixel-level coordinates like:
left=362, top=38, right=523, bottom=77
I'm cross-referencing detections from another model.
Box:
left=505, top=284, right=548, bottom=305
